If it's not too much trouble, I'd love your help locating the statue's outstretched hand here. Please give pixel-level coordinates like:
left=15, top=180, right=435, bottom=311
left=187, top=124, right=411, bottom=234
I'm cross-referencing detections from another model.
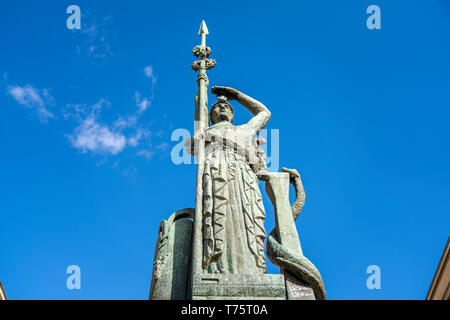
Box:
left=281, top=167, right=301, bottom=182
left=211, top=86, right=239, bottom=101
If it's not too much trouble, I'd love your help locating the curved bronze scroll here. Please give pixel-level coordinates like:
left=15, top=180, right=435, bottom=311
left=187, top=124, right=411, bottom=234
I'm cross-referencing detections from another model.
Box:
left=265, top=168, right=326, bottom=300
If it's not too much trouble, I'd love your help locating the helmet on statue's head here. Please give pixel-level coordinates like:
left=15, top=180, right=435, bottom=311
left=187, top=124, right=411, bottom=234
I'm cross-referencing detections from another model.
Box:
left=210, top=95, right=234, bottom=124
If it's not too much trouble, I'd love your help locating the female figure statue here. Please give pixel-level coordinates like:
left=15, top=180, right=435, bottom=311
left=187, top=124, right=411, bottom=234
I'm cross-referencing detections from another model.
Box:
left=196, top=86, right=271, bottom=275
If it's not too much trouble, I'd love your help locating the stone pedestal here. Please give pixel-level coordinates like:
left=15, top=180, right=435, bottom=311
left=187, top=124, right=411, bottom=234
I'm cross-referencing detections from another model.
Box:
left=284, top=271, right=315, bottom=300
left=190, top=272, right=316, bottom=300
left=191, top=274, right=286, bottom=300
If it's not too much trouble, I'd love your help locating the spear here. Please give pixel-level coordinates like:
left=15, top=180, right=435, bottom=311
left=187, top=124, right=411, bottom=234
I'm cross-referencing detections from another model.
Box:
left=191, top=20, right=216, bottom=276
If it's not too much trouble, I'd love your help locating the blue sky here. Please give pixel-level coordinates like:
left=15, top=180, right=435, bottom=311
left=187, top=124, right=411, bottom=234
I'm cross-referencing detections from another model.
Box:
left=0, top=0, right=449, bottom=299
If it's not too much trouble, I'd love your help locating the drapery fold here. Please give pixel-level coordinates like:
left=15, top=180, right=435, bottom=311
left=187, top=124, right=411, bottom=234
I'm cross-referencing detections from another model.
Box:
left=202, top=134, right=267, bottom=274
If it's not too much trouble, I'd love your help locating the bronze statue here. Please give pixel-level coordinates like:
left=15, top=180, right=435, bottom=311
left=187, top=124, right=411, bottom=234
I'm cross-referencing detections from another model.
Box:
left=149, top=21, right=326, bottom=300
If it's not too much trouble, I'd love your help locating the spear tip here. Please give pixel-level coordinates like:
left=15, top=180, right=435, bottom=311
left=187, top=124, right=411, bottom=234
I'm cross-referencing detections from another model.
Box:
left=198, top=20, right=209, bottom=36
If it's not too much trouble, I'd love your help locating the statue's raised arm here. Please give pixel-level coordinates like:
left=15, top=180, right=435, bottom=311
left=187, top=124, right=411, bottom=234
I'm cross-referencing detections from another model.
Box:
left=211, top=86, right=271, bottom=137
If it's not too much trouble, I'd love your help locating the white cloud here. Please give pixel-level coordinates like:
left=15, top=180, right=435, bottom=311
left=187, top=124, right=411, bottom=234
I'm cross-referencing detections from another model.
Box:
left=128, top=128, right=150, bottom=147
left=67, top=98, right=153, bottom=156
left=156, top=142, right=169, bottom=151
left=134, top=91, right=150, bottom=113
left=113, top=115, right=137, bottom=129
left=137, top=149, right=154, bottom=161
left=137, top=98, right=150, bottom=112
left=82, top=24, right=98, bottom=37
left=63, top=99, right=107, bottom=121
left=7, top=84, right=55, bottom=122
left=78, top=13, right=113, bottom=59
left=70, top=114, right=127, bottom=155
left=143, top=66, right=157, bottom=85
left=5, top=66, right=162, bottom=163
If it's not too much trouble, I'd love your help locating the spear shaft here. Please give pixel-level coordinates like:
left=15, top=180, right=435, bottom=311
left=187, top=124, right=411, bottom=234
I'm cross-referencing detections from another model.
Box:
left=191, top=20, right=215, bottom=277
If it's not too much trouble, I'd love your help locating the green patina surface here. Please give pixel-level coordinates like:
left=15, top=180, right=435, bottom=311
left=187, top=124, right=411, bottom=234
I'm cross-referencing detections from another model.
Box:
left=149, top=21, right=325, bottom=301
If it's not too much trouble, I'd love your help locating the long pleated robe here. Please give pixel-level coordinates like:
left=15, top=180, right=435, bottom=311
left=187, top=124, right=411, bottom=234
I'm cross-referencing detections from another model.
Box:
left=202, top=121, right=267, bottom=274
